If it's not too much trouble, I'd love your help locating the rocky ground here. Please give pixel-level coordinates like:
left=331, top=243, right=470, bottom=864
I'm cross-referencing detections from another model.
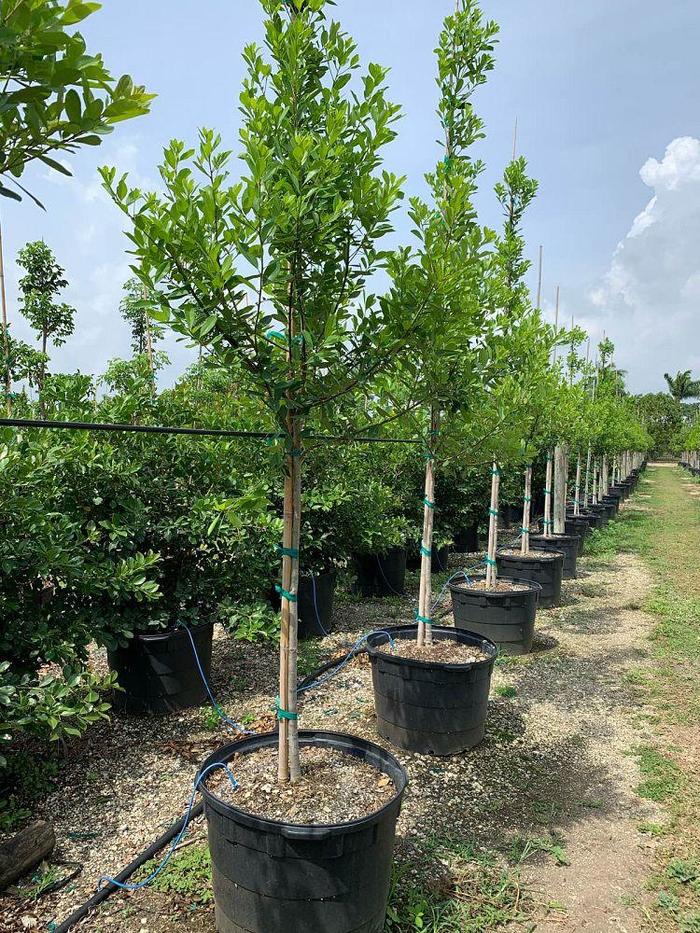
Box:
left=1, top=501, right=665, bottom=932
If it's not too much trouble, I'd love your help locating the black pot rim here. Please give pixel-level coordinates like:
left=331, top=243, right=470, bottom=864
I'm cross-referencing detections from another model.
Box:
left=130, top=619, right=214, bottom=643
left=449, top=573, right=542, bottom=595
left=366, top=623, right=498, bottom=671
left=199, top=730, right=408, bottom=835
left=498, top=547, right=565, bottom=562
left=529, top=533, right=580, bottom=544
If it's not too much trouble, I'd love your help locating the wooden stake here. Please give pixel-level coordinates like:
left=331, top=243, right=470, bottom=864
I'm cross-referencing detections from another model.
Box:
left=521, top=464, right=532, bottom=555
left=417, top=409, right=438, bottom=648
left=584, top=446, right=592, bottom=508
left=287, top=418, right=303, bottom=783
left=486, top=462, right=500, bottom=587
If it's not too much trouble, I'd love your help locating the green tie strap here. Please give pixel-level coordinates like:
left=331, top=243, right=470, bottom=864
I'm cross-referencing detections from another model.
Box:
left=275, top=584, right=298, bottom=603
left=277, top=546, right=299, bottom=559
left=423, top=498, right=435, bottom=510
left=415, top=613, right=433, bottom=625
left=420, top=545, right=432, bottom=558
left=275, top=697, right=298, bottom=721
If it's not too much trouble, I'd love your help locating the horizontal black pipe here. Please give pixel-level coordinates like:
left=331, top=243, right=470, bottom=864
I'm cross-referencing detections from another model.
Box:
left=0, top=418, right=420, bottom=445
left=51, top=802, right=205, bottom=933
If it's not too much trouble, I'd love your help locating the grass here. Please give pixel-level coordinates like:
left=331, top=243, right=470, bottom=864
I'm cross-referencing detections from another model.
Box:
left=594, top=466, right=700, bottom=931
left=385, top=836, right=541, bottom=932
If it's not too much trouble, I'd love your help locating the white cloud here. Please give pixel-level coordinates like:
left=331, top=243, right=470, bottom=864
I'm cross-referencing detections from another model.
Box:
left=585, top=136, right=700, bottom=391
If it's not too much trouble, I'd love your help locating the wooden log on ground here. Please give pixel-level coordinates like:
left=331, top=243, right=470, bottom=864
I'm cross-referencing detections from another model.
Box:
left=0, top=820, right=55, bottom=891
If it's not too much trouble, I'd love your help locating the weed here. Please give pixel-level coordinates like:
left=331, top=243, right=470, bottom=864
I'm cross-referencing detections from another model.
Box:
left=638, top=821, right=666, bottom=836
left=201, top=707, right=221, bottom=731
left=138, top=841, right=213, bottom=905
left=509, top=833, right=570, bottom=867
left=667, top=859, right=700, bottom=885
left=495, top=684, right=517, bottom=698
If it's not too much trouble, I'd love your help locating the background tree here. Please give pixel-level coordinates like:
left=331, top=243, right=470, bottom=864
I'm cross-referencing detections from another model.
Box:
left=0, top=0, right=153, bottom=205
left=635, top=392, right=684, bottom=456
left=664, top=369, right=700, bottom=403
left=119, top=277, right=164, bottom=372
left=16, top=240, right=75, bottom=393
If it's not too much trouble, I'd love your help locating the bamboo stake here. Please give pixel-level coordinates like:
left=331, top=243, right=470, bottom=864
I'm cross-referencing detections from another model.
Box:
left=543, top=451, right=553, bottom=538
left=287, top=418, right=302, bottom=783
left=0, top=220, right=11, bottom=414
left=521, top=464, right=532, bottom=555
left=486, top=462, right=500, bottom=587
left=584, top=445, right=592, bottom=508
left=417, top=409, right=438, bottom=647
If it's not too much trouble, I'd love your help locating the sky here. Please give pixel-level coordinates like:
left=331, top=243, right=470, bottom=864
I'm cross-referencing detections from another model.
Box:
left=2, top=0, right=699, bottom=394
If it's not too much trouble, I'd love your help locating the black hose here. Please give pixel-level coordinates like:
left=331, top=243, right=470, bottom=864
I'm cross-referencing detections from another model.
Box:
left=51, top=803, right=204, bottom=933
left=0, top=417, right=420, bottom=445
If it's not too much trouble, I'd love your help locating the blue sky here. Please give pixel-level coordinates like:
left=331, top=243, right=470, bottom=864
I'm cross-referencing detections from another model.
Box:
left=2, top=0, right=699, bottom=393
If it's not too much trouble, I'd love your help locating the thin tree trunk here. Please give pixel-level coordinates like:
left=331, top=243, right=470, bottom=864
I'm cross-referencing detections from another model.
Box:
left=417, top=409, right=438, bottom=648
left=553, top=444, right=568, bottom=535
left=601, top=455, right=609, bottom=497
left=485, top=462, right=500, bottom=587
left=543, top=451, right=553, bottom=538
left=584, top=446, right=592, bottom=508
left=0, top=220, right=11, bottom=414
left=520, top=464, right=532, bottom=555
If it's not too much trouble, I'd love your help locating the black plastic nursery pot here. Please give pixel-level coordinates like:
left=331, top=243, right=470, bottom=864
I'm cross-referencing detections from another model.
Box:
left=107, top=622, right=213, bottom=715
left=499, top=503, right=521, bottom=526
left=572, top=510, right=605, bottom=531
left=453, top=524, right=479, bottom=553
left=366, top=625, right=497, bottom=756
left=565, top=517, right=590, bottom=553
left=298, top=571, right=337, bottom=639
left=449, top=575, right=540, bottom=655
left=354, top=548, right=407, bottom=598
left=406, top=544, right=450, bottom=573
left=590, top=502, right=614, bottom=523
left=496, top=549, right=564, bottom=608
left=528, top=533, right=580, bottom=579
left=602, top=494, right=621, bottom=514
left=200, top=731, right=408, bottom=933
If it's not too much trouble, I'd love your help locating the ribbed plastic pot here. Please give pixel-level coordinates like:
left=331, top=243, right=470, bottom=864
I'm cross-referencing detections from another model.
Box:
left=354, top=548, right=407, bottom=598
left=298, top=571, right=336, bottom=639
left=200, top=731, right=407, bottom=933
left=496, top=550, right=564, bottom=608
left=572, top=510, right=605, bottom=531
left=406, top=544, right=449, bottom=573
left=453, top=524, right=479, bottom=553
left=528, top=533, right=580, bottom=579
left=565, top=517, right=590, bottom=553
left=449, top=575, right=540, bottom=655
left=590, top=502, right=614, bottom=523
left=366, top=625, right=497, bottom=756
left=601, top=495, right=620, bottom=514
left=108, top=622, right=212, bottom=715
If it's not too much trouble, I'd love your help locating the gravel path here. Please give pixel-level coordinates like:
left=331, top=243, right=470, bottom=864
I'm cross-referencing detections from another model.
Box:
left=1, top=515, right=662, bottom=932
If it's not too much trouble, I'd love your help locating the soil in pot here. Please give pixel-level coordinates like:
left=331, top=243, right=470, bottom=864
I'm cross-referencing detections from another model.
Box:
left=528, top=533, right=580, bottom=579
left=450, top=574, right=540, bottom=655
left=366, top=624, right=497, bottom=756
left=496, top=549, right=564, bottom=609
left=354, top=547, right=406, bottom=598
left=200, top=731, right=407, bottom=933
left=107, top=622, right=213, bottom=715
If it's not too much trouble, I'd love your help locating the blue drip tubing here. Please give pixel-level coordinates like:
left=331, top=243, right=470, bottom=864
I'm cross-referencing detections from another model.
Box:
left=97, top=762, right=238, bottom=892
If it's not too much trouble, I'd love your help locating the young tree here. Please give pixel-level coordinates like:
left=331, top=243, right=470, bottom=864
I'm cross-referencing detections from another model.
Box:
left=119, top=277, right=164, bottom=372
left=103, top=0, right=420, bottom=783
left=16, top=240, right=75, bottom=393
left=0, top=0, right=152, bottom=205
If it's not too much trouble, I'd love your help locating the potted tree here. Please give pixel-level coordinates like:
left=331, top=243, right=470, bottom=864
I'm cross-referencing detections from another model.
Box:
left=105, top=1, right=419, bottom=927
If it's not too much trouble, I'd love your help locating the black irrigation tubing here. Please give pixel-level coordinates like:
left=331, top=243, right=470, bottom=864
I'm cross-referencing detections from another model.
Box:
left=0, top=417, right=422, bottom=445
left=50, top=804, right=204, bottom=933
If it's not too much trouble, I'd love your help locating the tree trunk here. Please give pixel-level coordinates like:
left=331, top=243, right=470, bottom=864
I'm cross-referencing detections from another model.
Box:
left=0, top=220, right=11, bottom=414
left=485, top=462, right=500, bottom=587
left=601, top=455, right=609, bottom=497
left=584, top=446, right=592, bottom=508
left=417, top=410, right=438, bottom=648
left=553, top=444, right=568, bottom=535
left=543, top=451, right=553, bottom=538
left=0, top=820, right=55, bottom=891
left=520, top=464, right=532, bottom=556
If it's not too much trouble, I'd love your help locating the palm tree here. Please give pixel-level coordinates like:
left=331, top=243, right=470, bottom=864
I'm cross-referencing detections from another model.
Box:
left=664, top=370, right=700, bottom=402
